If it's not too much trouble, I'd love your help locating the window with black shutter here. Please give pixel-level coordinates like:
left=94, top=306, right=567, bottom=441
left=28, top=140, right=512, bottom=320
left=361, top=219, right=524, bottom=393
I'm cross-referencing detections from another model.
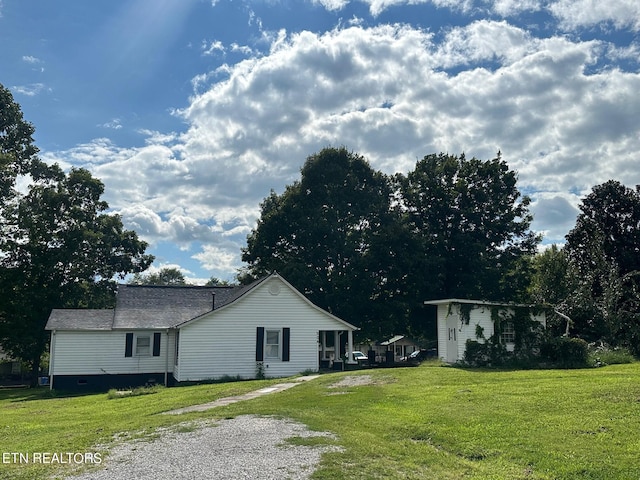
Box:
left=282, top=328, right=290, bottom=362
left=256, top=327, right=265, bottom=361
left=125, top=333, right=133, bottom=357
left=153, top=332, right=161, bottom=357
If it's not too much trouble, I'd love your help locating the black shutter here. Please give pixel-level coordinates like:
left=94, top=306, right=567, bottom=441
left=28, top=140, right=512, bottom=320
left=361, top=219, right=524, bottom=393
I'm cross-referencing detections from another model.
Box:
left=282, top=328, right=290, bottom=362
left=152, top=332, right=161, bottom=357
left=256, top=327, right=264, bottom=361
left=125, top=333, right=133, bottom=357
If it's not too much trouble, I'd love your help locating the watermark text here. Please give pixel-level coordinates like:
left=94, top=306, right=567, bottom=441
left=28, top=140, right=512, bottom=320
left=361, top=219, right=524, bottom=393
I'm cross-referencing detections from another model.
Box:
left=2, top=452, right=102, bottom=465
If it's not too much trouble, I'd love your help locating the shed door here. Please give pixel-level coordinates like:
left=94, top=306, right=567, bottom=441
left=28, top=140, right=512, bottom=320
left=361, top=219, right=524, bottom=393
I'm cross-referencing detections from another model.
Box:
left=446, top=314, right=458, bottom=363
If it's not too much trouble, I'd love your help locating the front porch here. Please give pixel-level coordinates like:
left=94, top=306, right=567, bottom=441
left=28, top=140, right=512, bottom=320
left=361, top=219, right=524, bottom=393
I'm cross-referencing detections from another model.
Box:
left=318, top=329, right=356, bottom=369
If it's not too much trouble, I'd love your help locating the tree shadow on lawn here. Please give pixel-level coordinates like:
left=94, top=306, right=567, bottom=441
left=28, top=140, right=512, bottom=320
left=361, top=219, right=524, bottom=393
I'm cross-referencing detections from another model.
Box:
left=0, top=386, right=101, bottom=402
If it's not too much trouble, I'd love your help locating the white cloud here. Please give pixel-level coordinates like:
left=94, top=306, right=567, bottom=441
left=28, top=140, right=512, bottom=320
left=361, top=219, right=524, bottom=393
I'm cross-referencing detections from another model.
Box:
left=313, top=0, right=350, bottom=11
left=100, top=119, right=123, bottom=130
left=202, top=39, right=225, bottom=56
left=191, top=244, right=239, bottom=273
left=22, top=55, right=42, bottom=64
left=530, top=192, right=581, bottom=243
left=11, top=83, right=48, bottom=96
left=47, top=20, right=640, bottom=275
left=361, top=0, right=475, bottom=16
left=490, top=0, right=543, bottom=17
left=312, top=0, right=640, bottom=30
left=549, top=0, right=640, bottom=31
left=434, top=20, right=535, bottom=68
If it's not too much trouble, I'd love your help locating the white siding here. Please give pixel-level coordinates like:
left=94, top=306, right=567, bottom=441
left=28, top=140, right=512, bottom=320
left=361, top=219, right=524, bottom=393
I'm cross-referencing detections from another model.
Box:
left=436, top=304, right=449, bottom=362
left=457, top=306, right=495, bottom=360
left=437, top=304, right=495, bottom=363
left=49, top=330, right=175, bottom=375
left=176, top=277, right=352, bottom=381
left=436, top=301, right=547, bottom=363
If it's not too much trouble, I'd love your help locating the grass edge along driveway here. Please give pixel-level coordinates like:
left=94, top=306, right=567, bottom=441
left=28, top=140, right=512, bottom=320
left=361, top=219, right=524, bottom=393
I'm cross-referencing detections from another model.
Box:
left=2, top=363, right=640, bottom=480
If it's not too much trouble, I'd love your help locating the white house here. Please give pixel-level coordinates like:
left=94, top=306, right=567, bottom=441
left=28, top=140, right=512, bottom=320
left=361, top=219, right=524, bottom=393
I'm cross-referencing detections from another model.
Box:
left=357, top=335, right=422, bottom=363
left=45, top=273, right=358, bottom=390
left=424, top=299, right=546, bottom=363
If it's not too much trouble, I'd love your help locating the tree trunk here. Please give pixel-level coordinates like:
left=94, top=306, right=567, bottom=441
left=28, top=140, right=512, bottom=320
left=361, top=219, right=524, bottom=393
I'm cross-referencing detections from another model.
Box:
left=29, top=354, right=40, bottom=387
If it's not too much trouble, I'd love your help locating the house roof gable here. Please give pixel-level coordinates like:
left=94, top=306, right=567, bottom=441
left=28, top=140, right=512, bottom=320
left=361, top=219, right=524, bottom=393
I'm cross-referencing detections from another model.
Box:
left=45, top=272, right=358, bottom=332
left=175, top=273, right=359, bottom=331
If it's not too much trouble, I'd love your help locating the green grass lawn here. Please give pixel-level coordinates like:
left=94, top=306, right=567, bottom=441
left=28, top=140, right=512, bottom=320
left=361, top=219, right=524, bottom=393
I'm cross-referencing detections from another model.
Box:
left=2, top=363, right=640, bottom=479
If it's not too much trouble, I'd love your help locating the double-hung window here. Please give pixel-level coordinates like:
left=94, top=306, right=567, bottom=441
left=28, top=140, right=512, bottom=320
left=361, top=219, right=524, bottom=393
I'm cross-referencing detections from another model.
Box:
left=501, top=322, right=515, bottom=344
left=125, top=332, right=161, bottom=357
left=265, top=330, right=280, bottom=359
left=136, top=335, right=151, bottom=356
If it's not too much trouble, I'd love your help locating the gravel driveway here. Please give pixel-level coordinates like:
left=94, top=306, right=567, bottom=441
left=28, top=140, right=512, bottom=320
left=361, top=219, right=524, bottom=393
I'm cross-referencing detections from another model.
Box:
left=67, top=415, right=340, bottom=480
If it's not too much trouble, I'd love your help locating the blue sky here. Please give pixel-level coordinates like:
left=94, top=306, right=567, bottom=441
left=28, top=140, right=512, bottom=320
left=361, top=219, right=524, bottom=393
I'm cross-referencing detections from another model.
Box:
left=2, top=0, right=639, bottom=283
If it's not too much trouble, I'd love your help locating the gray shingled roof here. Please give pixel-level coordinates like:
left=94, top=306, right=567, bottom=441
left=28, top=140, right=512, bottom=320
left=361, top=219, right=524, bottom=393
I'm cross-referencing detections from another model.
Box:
left=45, top=275, right=273, bottom=331
left=112, top=284, right=237, bottom=329
left=46, top=309, right=115, bottom=330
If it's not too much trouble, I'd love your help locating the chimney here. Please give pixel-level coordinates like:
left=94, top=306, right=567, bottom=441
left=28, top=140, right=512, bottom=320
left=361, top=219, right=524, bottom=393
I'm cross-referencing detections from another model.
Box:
left=212, top=292, right=216, bottom=310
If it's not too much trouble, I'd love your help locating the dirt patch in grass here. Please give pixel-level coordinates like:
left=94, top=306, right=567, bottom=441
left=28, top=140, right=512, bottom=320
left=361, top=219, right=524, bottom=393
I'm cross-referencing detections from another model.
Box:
left=328, top=375, right=374, bottom=388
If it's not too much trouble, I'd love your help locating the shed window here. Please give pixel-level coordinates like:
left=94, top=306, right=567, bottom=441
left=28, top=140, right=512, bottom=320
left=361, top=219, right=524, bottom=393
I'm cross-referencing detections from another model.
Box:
left=501, top=322, right=515, bottom=344
left=265, top=330, right=280, bottom=359
left=136, top=335, right=151, bottom=356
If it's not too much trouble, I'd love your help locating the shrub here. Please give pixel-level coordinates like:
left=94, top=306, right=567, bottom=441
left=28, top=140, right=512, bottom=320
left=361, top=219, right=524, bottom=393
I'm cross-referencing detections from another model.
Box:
left=588, top=343, right=636, bottom=367
left=464, top=340, right=490, bottom=366
left=463, top=340, right=508, bottom=367
left=540, top=337, right=589, bottom=368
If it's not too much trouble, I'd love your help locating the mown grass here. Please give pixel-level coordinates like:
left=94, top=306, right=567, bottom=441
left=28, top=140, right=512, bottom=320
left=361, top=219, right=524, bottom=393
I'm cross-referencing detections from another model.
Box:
left=0, top=378, right=280, bottom=480
left=2, top=363, right=640, bottom=479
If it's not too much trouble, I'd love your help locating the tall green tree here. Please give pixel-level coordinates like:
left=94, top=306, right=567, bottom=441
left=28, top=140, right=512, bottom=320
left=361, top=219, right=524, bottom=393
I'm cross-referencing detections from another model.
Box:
left=396, top=152, right=539, bottom=302
left=1, top=84, right=39, bottom=189
left=564, top=180, right=640, bottom=351
left=0, top=167, right=153, bottom=380
left=528, top=245, right=572, bottom=335
left=205, top=276, right=235, bottom=287
left=242, top=147, right=407, bottom=339
left=129, top=267, right=187, bottom=285
left=529, top=245, right=570, bottom=306
left=1, top=84, right=56, bottom=226
left=0, top=88, right=154, bottom=380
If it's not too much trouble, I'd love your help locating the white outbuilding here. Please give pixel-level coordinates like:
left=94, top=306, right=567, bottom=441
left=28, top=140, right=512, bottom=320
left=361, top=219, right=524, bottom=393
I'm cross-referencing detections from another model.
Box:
left=424, top=299, right=546, bottom=364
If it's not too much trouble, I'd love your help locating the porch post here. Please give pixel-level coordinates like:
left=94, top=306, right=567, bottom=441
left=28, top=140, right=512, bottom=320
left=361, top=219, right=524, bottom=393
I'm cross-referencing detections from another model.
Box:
left=346, top=329, right=356, bottom=364
left=333, top=331, right=340, bottom=362
left=49, top=330, right=56, bottom=390
left=321, top=331, right=327, bottom=359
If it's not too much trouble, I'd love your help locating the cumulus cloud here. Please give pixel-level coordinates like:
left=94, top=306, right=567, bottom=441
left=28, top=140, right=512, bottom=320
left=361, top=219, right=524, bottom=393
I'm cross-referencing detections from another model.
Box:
left=312, top=0, right=640, bottom=30
left=313, top=0, right=351, bottom=11
left=191, top=244, right=240, bottom=273
left=529, top=192, right=581, bottom=243
left=491, top=0, right=543, bottom=17
left=360, top=0, right=475, bottom=16
left=549, top=0, right=640, bottom=31
left=47, top=18, right=640, bottom=277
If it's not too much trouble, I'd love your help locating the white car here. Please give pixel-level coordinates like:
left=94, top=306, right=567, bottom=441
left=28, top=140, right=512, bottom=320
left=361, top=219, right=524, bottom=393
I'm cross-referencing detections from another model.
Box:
left=352, top=351, right=368, bottom=363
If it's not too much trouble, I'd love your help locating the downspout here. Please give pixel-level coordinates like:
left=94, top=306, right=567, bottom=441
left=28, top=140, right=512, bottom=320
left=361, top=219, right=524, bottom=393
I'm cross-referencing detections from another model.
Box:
left=164, top=329, right=170, bottom=387
left=49, top=330, right=55, bottom=390
left=346, top=329, right=356, bottom=364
